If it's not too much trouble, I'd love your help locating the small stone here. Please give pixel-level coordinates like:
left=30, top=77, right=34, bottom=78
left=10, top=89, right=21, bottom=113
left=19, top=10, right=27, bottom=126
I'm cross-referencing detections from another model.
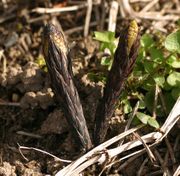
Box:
left=12, top=93, right=19, bottom=102
left=40, top=109, right=68, bottom=135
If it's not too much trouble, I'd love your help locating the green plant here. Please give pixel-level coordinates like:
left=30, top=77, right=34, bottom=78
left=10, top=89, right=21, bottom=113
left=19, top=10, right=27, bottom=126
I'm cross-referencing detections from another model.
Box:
left=93, top=31, right=117, bottom=69
left=35, top=54, right=47, bottom=72
left=93, top=28, right=180, bottom=129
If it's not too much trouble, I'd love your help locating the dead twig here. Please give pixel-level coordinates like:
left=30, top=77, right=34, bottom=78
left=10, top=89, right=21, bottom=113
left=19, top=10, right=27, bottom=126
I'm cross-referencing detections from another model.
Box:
left=84, top=0, right=93, bottom=37
left=108, top=1, right=119, bottom=32
left=137, top=157, right=149, bottom=176
left=18, top=145, right=72, bottom=163
left=0, top=14, right=15, bottom=24
left=130, top=0, right=151, bottom=2
left=140, top=0, right=159, bottom=13
left=152, top=84, right=159, bottom=119
left=99, top=0, right=106, bottom=30
left=133, top=132, right=156, bottom=164
left=32, top=1, right=100, bottom=14
left=119, top=0, right=179, bottom=21
left=32, top=5, right=87, bottom=14
left=56, top=125, right=143, bottom=176
left=0, top=101, right=20, bottom=107
left=106, top=101, right=140, bottom=174
left=164, top=137, right=176, bottom=171
left=16, top=131, right=42, bottom=139
left=154, top=149, right=171, bottom=175
left=174, top=134, right=180, bottom=152
left=157, top=86, right=168, bottom=115
left=65, top=16, right=127, bottom=35
left=173, top=165, right=180, bottom=176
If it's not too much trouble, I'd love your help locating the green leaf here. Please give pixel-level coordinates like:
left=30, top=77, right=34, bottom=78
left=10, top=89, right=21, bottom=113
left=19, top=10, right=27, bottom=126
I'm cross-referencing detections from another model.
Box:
left=136, top=112, right=160, bottom=129
left=134, top=61, right=145, bottom=73
left=171, top=88, right=180, bottom=100
left=94, top=31, right=115, bottom=43
left=164, top=92, right=175, bottom=113
left=36, top=55, right=46, bottom=67
left=153, top=75, right=165, bottom=87
left=108, top=42, right=117, bottom=54
left=149, top=47, right=164, bottom=63
left=142, top=77, right=155, bottom=91
left=122, top=99, right=132, bottom=114
left=147, top=117, right=160, bottom=128
left=100, top=43, right=109, bottom=51
left=141, top=34, right=154, bottom=49
left=144, top=60, right=158, bottom=73
left=100, top=42, right=117, bottom=54
left=87, top=72, right=106, bottom=83
left=137, top=48, right=146, bottom=62
left=163, top=80, right=172, bottom=91
left=167, top=71, right=180, bottom=87
left=132, top=70, right=142, bottom=76
left=165, top=30, right=180, bottom=53
left=166, top=55, right=180, bottom=68
left=139, top=100, right=146, bottom=109
left=101, top=57, right=111, bottom=66
left=35, top=55, right=47, bottom=72
left=136, top=112, right=150, bottom=124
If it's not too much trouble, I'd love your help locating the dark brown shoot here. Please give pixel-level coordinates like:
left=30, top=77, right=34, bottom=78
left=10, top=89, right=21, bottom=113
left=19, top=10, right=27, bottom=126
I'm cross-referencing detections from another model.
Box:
left=94, top=20, right=140, bottom=145
left=42, top=24, right=92, bottom=150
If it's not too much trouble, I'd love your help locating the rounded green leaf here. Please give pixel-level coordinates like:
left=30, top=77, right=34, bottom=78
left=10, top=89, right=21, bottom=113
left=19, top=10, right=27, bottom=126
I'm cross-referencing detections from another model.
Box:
left=144, top=60, right=158, bottom=73
left=136, top=112, right=150, bottom=124
left=94, top=31, right=115, bottom=43
left=166, top=55, right=180, bottom=68
left=149, top=47, right=164, bottom=63
left=171, top=88, right=180, bottom=100
left=141, top=34, right=154, bottom=49
left=147, top=117, right=160, bottom=129
left=165, top=30, right=180, bottom=53
left=142, top=77, right=155, bottom=91
left=153, top=75, right=165, bottom=87
left=167, top=71, right=180, bottom=87
left=124, top=103, right=132, bottom=114
left=139, top=100, right=146, bottom=109
left=122, top=99, right=132, bottom=114
left=136, top=48, right=146, bottom=62
left=163, top=80, right=172, bottom=91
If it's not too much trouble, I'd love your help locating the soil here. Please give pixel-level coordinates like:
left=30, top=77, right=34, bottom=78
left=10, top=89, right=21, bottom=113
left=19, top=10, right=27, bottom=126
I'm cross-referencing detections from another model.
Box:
left=0, top=1, right=179, bottom=176
left=0, top=9, right=105, bottom=174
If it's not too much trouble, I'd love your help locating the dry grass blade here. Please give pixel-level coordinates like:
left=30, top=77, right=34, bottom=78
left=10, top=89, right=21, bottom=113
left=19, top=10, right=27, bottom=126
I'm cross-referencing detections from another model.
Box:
left=18, top=145, right=72, bottom=163
left=55, top=125, right=143, bottom=176
left=84, top=0, right=92, bottom=37
left=133, top=132, right=156, bottom=163
left=55, top=97, right=180, bottom=176
left=42, top=24, right=92, bottom=150
left=94, top=20, right=140, bottom=145
left=173, top=165, right=180, bottom=176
